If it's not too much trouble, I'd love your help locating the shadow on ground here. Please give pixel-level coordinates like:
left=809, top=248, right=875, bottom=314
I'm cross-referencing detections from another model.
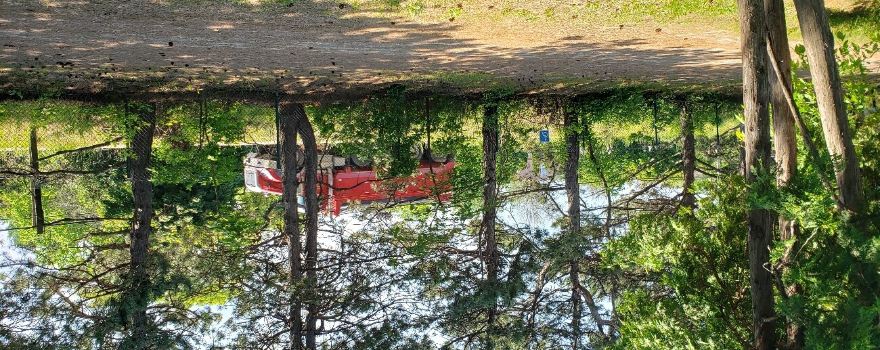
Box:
left=0, top=0, right=757, bottom=99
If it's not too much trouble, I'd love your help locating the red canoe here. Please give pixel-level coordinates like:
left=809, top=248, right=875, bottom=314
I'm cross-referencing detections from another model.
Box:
left=243, top=152, right=454, bottom=215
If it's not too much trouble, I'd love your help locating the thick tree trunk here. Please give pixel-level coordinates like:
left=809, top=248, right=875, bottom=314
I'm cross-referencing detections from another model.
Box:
left=124, top=103, right=157, bottom=350
left=679, top=99, right=696, bottom=210
left=765, top=0, right=804, bottom=347
left=738, top=0, right=777, bottom=348
left=793, top=0, right=864, bottom=214
left=29, top=127, right=45, bottom=234
left=564, top=108, right=582, bottom=350
left=767, top=0, right=798, bottom=195
left=296, top=107, right=320, bottom=350
left=279, top=100, right=303, bottom=350
left=481, top=104, right=500, bottom=349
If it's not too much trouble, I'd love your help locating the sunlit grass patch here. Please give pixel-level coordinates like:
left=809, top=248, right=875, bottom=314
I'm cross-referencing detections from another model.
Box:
left=829, top=0, right=880, bottom=44
left=0, top=101, right=118, bottom=153
left=374, top=0, right=742, bottom=27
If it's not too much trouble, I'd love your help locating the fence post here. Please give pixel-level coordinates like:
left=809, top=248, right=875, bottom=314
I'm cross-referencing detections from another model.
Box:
left=29, top=126, right=45, bottom=234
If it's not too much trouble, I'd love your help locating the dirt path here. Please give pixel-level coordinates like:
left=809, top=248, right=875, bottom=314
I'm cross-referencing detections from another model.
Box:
left=0, top=0, right=871, bottom=98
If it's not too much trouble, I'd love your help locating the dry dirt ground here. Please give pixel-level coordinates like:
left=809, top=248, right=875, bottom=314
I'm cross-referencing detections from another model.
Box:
left=0, top=0, right=875, bottom=99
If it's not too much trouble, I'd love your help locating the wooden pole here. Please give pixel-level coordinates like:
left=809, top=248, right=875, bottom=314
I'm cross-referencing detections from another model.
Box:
left=29, top=127, right=45, bottom=235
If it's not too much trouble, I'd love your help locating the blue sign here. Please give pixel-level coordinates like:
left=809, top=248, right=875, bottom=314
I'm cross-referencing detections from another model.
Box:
left=539, top=129, right=550, bottom=143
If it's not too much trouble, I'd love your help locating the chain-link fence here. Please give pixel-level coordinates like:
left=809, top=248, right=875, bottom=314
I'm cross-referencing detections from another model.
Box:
left=1, top=99, right=279, bottom=147
left=1, top=102, right=117, bottom=152
left=0, top=99, right=284, bottom=183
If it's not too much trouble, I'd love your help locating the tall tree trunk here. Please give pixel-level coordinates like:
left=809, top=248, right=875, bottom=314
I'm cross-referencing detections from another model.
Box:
left=123, top=103, right=157, bottom=350
left=767, top=0, right=798, bottom=199
left=765, top=0, right=804, bottom=347
left=564, top=107, right=582, bottom=350
left=582, top=123, right=610, bottom=340
left=679, top=98, right=696, bottom=210
left=296, top=106, right=320, bottom=350
left=793, top=0, right=864, bottom=214
left=29, top=127, right=45, bottom=234
left=738, top=0, right=777, bottom=348
left=279, top=100, right=303, bottom=350
left=481, top=103, right=500, bottom=349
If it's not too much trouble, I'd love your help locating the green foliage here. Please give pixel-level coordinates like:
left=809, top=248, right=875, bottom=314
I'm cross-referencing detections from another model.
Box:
left=772, top=174, right=880, bottom=348
left=331, top=319, right=434, bottom=349
left=1, top=40, right=876, bottom=348
left=768, top=35, right=880, bottom=348
left=609, top=35, right=880, bottom=349
left=541, top=93, right=740, bottom=188
left=311, top=88, right=469, bottom=178
left=0, top=98, right=272, bottom=348
left=0, top=175, right=124, bottom=268
left=607, top=177, right=751, bottom=349
left=494, top=100, right=533, bottom=188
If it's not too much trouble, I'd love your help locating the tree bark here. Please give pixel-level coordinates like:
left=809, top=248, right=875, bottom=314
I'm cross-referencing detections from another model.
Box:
left=564, top=107, right=582, bottom=350
left=679, top=98, right=696, bottom=211
left=581, top=122, right=610, bottom=340
left=29, top=127, right=45, bottom=235
left=279, top=100, right=303, bottom=350
left=765, top=0, right=804, bottom=347
left=481, top=103, right=500, bottom=349
left=793, top=0, right=864, bottom=214
left=295, top=105, right=320, bottom=350
left=767, top=0, right=798, bottom=196
left=123, top=103, right=157, bottom=350
left=738, top=0, right=777, bottom=348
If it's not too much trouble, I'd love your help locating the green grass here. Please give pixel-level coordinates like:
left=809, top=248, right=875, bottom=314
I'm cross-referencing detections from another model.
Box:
left=420, top=71, right=516, bottom=92
left=498, top=6, right=539, bottom=22
left=389, top=0, right=739, bottom=25
left=829, top=1, right=880, bottom=44
left=403, top=0, right=426, bottom=16
left=162, top=0, right=874, bottom=45
left=0, top=101, right=116, bottom=153
left=0, top=121, right=112, bottom=154
left=168, top=0, right=740, bottom=26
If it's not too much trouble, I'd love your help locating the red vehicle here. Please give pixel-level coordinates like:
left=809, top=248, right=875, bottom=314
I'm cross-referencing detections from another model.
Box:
left=243, top=149, right=454, bottom=215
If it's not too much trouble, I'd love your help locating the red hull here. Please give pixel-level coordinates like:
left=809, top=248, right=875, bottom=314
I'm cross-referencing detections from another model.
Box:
left=244, top=155, right=454, bottom=215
